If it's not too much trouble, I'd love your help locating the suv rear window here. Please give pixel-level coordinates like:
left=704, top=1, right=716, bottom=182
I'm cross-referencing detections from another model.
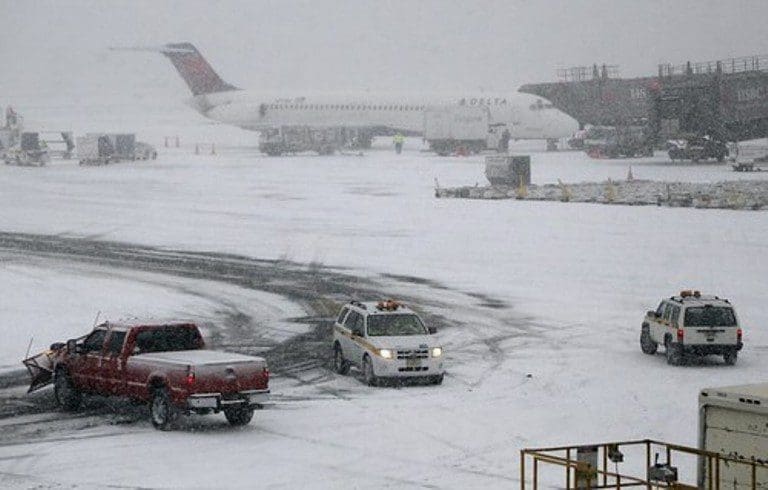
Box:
left=367, top=314, right=427, bottom=337
left=134, top=326, right=202, bottom=353
left=684, top=307, right=736, bottom=327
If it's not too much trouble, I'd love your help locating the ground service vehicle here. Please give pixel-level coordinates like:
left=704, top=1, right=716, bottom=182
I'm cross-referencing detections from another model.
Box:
left=667, top=136, right=728, bottom=162
left=640, top=290, right=742, bottom=365
left=698, top=382, right=768, bottom=487
left=3, top=132, right=50, bottom=166
left=582, top=125, right=653, bottom=158
left=258, top=126, right=345, bottom=155
left=30, top=321, right=269, bottom=429
left=423, top=106, right=490, bottom=156
left=332, top=300, right=445, bottom=386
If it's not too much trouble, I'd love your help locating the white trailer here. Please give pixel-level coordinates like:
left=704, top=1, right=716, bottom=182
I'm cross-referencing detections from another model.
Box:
left=423, top=106, right=490, bottom=156
left=76, top=134, right=113, bottom=165
left=699, top=382, right=768, bottom=488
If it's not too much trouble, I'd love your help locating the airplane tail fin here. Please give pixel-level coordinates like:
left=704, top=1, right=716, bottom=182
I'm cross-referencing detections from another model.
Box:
left=111, top=42, right=239, bottom=96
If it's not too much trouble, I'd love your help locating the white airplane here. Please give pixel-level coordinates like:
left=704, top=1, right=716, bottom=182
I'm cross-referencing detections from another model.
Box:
left=116, top=43, right=578, bottom=147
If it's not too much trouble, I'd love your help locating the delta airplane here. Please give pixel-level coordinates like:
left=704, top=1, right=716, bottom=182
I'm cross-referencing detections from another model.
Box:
left=116, top=42, right=578, bottom=145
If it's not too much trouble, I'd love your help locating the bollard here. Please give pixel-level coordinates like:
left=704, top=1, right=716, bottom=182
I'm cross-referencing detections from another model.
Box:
left=211, top=143, right=216, bottom=155
left=194, top=143, right=200, bottom=155
left=516, top=175, right=528, bottom=199
left=627, top=166, right=634, bottom=182
left=174, top=136, right=180, bottom=148
left=164, top=136, right=169, bottom=148
left=605, top=178, right=616, bottom=203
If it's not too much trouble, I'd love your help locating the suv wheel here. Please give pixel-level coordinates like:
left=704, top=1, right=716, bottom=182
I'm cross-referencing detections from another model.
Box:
left=723, top=350, right=738, bottom=366
left=640, top=326, right=658, bottom=355
left=332, top=344, right=350, bottom=375
left=150, top=387, right=178, bottom=431
left=363, top=356, right=378, bottom=387
left=665, top=338, right=682, bottom=366
left=54, top=368, right=81, bottom=411
left=224, top=406, right=254, bottom=426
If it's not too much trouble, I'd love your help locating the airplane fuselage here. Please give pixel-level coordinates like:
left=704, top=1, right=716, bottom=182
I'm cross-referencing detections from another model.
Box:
left=189, top=90, right=578, bottom=140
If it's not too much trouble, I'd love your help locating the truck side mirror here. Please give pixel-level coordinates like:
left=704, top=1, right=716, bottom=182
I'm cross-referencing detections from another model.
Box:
left=50, top=342, right=65, bottom=351
left=66, top=339, right=78, bottom=353
left=647, top=310, right=658, bottom=318
left=428, top=326, right=437, bottom=334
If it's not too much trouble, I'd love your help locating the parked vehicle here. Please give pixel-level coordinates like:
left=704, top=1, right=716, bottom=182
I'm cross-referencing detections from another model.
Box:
left=24, top=321, right=269, bottom=429
left=332, top=300, right=444, bottom=386
left=583, top=125, right=653, bottom=158
left=424, top=106, right=490, bottom=156
left=258, top=126, right=344, bottom=156
left=640, top=290, right=742, bottom=365
left=698, top=382, right=768, bottom=487
left=667, top=135, right=728, bottom=162
left=3, top=132, right=50, bottom=166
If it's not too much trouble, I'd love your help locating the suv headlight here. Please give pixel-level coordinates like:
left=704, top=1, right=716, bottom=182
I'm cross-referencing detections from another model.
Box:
left=378, top=348, right=394, bottom=359
left=431, top=347, right=443, bottom=357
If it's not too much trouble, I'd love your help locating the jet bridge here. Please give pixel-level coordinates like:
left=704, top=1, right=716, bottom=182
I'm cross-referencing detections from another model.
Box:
left=521, top=54, right=768, bottom=143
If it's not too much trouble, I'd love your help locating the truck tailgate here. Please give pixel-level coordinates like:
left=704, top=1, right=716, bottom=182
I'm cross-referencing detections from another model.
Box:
left=131, top=350, right=268, bottom=394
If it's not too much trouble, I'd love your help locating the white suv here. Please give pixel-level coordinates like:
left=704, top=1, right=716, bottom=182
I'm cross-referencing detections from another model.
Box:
left=640, top=291, right=743, bottom=365
left=332, top=300, right=445, bottom=385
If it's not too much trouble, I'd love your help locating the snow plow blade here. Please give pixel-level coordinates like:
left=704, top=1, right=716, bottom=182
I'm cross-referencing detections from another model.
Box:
left=22, top=349, right=56, bottom=393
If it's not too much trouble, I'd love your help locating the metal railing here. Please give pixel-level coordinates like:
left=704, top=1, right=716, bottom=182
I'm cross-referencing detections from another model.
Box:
left=659, top=54, right=768, bottom=78
left=557, top=65, right=620, bottom=82
left=520, top=439, right=767, bottom=489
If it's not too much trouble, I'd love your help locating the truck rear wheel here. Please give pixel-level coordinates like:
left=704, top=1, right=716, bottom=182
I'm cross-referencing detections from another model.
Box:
left=665, top=338, right=682, bottom=366
left=723, top=350, right=738, bottom=366
left=224, top=406, right=254, bottom=426
left=640, top=326, right=658, bottom=355
left=54, top=368, right=81, bottom=411
left=332, top=344, right=350, bottom=375
left=150, top=387, right=178, bottom=430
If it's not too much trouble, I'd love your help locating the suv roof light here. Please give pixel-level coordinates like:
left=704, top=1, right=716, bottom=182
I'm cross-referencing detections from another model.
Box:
left=376, top=300, right=401, bottom=311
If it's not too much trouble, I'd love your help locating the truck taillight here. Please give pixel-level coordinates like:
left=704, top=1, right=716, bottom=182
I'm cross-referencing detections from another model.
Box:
left=186, top=366, right=195, bottom=387
left=676, top=328, right=684, bottom=342
left=737, top=328, right=743, bottom=341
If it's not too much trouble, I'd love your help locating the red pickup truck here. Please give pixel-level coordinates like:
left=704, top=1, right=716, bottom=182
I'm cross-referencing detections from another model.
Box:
left=34, top=321, right=269, bottom=430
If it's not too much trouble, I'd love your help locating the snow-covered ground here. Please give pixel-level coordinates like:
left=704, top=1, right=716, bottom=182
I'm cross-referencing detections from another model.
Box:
left=0, top=101, right=767, bottom=488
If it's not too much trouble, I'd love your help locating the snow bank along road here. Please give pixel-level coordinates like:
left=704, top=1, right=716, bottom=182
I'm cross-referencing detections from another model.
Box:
left=0, top=231, right=766, bottom=489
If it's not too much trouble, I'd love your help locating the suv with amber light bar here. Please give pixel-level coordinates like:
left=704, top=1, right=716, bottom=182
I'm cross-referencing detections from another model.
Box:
left=640, top=291, right=742, bottom=365
left=331, top=300, right=445, bottom=386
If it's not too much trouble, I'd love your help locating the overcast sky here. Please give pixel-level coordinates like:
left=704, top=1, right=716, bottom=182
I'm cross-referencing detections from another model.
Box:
left=2, top=0, right=768, bottom=100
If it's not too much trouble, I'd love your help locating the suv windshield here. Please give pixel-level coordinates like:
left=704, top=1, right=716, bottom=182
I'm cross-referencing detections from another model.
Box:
left=684, top=306, right=737, bottom=327
left=367, top=314, right=427, bottom=337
